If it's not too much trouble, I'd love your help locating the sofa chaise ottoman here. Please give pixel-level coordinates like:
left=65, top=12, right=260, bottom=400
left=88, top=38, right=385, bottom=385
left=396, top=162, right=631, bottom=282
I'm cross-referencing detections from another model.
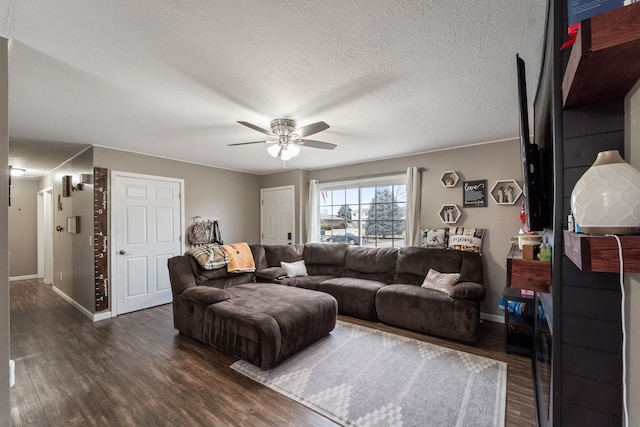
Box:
left=203, top=283, right=337, bottom=370
left=169, top=255, right=337, bottom=370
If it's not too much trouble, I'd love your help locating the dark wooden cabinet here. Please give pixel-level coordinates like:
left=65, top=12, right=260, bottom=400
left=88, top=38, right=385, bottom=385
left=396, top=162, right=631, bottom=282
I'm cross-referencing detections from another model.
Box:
left=506, top=245, right=552, bottom=292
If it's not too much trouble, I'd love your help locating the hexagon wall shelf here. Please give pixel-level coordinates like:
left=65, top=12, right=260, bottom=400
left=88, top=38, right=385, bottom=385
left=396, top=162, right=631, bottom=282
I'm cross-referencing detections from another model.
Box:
left=490, top=180, right=523, bottom=205
left=440, top=171, right=459, bottom=188
left=439, top=204, right=461, bottom=224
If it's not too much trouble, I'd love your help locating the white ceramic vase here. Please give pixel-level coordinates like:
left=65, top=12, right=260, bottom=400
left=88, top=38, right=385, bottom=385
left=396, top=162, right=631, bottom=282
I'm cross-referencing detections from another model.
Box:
left=570, top=150, right=640, bottom=234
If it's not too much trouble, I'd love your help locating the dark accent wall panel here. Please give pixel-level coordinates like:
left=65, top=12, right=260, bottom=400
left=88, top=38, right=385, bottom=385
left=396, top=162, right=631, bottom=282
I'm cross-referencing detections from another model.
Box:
left=562, top=344, right=623, bottom=385
left=562, top=257, right=622, bottom=291
left=562, top=315, right=623, bottom=353
left=561, top=373, right=622, bottom=417
left=563, top=131, right=624, bottom=167
left=559, top=81, right=624, bottom=425
left=562, top=100, right=625, bottom=138
left=562, top=402, right=622, bottom=427
left=561, top=286, right=621, bottom=322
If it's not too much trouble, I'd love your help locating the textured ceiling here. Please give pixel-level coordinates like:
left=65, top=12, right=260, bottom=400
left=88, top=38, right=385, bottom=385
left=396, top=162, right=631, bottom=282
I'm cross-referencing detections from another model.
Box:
left=1, top=0, right=547, bottom=177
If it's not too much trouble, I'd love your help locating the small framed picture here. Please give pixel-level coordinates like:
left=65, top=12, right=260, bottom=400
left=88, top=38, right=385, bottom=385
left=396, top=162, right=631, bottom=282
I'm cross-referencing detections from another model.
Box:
left=463, top=180, right=488, bottom=208
left=67, top=216, right=80, bottom=234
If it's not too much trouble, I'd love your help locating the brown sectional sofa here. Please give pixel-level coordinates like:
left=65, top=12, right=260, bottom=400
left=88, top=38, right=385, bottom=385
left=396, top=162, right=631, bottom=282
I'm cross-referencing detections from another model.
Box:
left=168, top=242, right=486, bottom=369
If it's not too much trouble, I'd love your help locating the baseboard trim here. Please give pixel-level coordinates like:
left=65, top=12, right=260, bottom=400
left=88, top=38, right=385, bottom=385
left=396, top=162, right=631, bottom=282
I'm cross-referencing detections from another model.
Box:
left=93, top=311, right=112, bottom=322
left=481, top=312, right=504, bottom=324
left=9, top=274, right=38, bottom=282
left=51, top=286, right=112, bottom=322
left=51, top=286, right=95, bottom=321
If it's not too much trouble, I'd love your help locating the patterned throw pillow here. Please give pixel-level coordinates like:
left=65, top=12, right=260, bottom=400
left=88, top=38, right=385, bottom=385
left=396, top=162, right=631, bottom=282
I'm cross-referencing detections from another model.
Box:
left=281, top=260, right=308, bottom=277
left=421, top=268, right=461, bottom=294
left=447, top=227, right=485, bottom=253
left=421, top=228, right=449, bottom=248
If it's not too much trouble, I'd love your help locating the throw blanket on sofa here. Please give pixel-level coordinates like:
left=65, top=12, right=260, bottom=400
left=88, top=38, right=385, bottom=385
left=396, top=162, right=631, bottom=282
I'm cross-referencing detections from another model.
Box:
left=185, top=243, right=228, bottom=270
left=221, top=242, right=256, bottom=273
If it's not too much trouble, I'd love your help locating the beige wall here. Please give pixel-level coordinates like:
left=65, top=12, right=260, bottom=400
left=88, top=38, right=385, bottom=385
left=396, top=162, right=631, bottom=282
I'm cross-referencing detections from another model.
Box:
left=0, top=37, right=10, bottom=427
left=9, top=178, right=38, bottom=278
left=625, top=79, right=640, bottom=426
left=265, top=138, right=523, bottom=318
left=37, top=149, right=96, bottom=312
left=33, top=147, right=262, bottom=315
left=94, top=147, right=261, bottom=245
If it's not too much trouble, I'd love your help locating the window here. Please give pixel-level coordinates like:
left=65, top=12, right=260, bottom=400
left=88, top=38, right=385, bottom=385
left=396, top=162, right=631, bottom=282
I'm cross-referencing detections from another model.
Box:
left=318, top=175, right=406, bottom=248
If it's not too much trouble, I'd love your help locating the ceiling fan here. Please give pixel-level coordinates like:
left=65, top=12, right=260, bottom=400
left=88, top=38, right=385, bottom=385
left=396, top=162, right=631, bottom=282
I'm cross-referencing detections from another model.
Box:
left=229, top=119, right=336, bottom=161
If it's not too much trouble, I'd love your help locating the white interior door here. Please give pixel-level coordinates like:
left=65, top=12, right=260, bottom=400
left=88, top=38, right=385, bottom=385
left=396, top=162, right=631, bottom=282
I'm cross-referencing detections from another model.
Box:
left=37, top=188, right=53, bottom=285
left=261, top=186, right=295, bottom=245
left=113, top=172, right=183, bottom=315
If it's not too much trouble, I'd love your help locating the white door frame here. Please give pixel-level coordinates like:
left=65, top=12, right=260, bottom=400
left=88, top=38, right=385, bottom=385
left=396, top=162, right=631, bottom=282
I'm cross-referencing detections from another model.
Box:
left=260, top=185, right=295, bottom=244
left=37, top=187, right=54, bottom=284
left=110, top=171, right=185, bottom=316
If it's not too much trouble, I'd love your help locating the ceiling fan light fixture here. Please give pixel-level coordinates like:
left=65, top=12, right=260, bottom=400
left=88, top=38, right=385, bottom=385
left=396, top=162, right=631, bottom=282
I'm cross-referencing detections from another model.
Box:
left=267, top=144, right=281, bottom=158
left=267, top=143, right=300, bottom=160
left=281, top=144, right=300, bottom=161
left=231, top=119, right=334, bottom=161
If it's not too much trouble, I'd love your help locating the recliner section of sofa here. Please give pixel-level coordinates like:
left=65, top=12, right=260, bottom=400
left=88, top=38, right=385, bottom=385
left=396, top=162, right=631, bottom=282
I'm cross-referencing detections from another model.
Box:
left=375, top=246, right=486, bottom=342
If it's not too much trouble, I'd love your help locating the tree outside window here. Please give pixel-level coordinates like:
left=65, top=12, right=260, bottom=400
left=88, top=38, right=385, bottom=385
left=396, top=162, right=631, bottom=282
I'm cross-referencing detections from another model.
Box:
left=365, top=187, right=406, bottom=244
left=318, top=180, right=406, bottom=247
left=337, top=204, right=353, bottom=222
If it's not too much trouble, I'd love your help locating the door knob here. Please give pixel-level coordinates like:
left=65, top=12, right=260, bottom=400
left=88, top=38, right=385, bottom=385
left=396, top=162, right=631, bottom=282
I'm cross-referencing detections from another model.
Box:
left=118, top=250, right=129, bottom=255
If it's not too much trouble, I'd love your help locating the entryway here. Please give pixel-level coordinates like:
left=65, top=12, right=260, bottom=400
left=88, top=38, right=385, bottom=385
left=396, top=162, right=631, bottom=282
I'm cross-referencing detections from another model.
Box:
left=36, top=188, right=53, bottom=285
left=111, top=172, right=184, bottom=315
left=260, top=186, right=294, bottom=245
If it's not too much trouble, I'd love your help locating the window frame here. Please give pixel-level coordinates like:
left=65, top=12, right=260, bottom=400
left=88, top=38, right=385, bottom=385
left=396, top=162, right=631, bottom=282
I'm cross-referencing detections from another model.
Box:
left=317, top=174, right=407, bottom=248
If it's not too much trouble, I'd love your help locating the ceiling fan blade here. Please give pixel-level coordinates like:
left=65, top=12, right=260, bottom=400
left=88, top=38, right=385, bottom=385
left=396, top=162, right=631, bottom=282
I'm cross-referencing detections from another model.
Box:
left=297, top=139, right=337, bottom=150
left=293, top=121, right=330, bottom=138
left=227, top=140, right=273, bottom=146
left=237, top=121, right=275, bottom=136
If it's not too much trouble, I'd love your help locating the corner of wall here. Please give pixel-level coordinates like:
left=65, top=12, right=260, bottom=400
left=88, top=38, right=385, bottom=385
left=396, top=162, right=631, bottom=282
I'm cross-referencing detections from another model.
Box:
left=0, top=36, right=11, bottom=427
left=624, top=77, right=640, bottom=427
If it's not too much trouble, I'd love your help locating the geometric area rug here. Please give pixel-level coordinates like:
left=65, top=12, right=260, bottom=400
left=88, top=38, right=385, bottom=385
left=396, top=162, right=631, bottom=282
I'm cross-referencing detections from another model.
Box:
left=231, top=320, right=507, bottom=427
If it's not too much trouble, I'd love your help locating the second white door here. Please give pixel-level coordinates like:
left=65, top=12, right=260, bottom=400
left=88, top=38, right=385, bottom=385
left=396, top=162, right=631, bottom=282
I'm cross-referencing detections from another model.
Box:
left=261, top=186, right=295, bottom=245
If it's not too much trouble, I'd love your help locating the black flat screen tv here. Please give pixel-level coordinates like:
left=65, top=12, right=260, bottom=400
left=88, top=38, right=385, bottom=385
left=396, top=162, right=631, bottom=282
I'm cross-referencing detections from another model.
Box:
left=516, top=54, right=550, bottom=232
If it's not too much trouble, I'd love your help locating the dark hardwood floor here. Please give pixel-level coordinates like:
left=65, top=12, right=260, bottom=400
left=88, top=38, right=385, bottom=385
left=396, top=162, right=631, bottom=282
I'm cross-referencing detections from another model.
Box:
left=9, top=279, right=535, bottom=426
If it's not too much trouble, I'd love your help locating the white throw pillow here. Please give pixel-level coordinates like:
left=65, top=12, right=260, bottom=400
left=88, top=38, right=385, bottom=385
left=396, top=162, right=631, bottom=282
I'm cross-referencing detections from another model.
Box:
left=421, top=268, right=460, bottom=294
left=280, top=260, right=308, bottom=278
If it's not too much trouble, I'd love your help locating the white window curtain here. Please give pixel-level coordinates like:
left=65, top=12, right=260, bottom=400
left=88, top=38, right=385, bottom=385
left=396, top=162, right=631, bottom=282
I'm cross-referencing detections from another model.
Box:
left=405, top=167, right=422, bottom=247
left=307, top=179, right=320, bottom=243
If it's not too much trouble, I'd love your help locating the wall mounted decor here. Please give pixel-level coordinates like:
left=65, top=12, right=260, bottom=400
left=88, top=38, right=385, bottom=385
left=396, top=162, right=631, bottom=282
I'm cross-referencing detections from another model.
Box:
left=440, top=171, right=459, bottom=187
left=94, top=167, right=109, bottom=311
left=438, top=204, right=461, bottom=224
left=62, top=175, right=72, bottom=197
left=67, top=216, right=80, bottom=233
left=463, top=180, right=487, bottom=207
left=490, top=180, right=523, bottom=205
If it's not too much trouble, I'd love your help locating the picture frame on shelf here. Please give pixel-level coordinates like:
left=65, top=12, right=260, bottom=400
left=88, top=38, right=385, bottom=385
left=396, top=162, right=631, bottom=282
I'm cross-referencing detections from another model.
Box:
left=490, top=180, right=523, bottom=205
left=438, top=204, right=461, bottom=224
left=440, top=171, right=459, bottom=188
